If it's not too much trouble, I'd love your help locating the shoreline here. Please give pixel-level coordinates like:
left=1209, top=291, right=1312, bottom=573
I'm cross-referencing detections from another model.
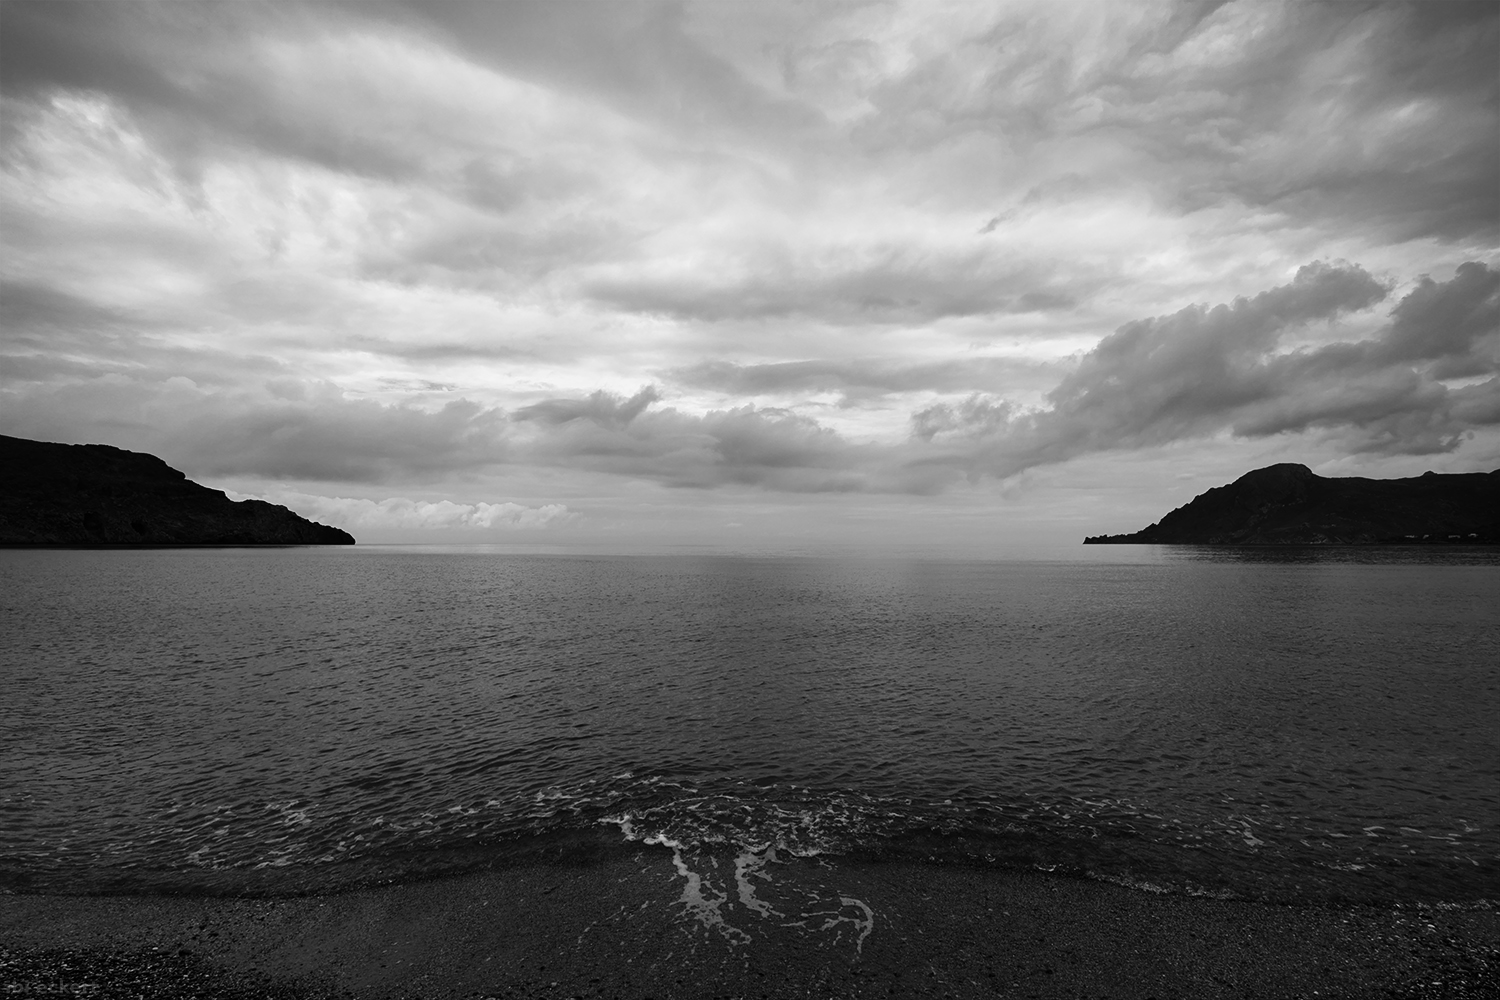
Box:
left=3, top=855, right=1496, bottom=999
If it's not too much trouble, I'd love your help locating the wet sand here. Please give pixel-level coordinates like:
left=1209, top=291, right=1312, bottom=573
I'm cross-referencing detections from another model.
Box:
left=2, top=853, right=1496, bottom=999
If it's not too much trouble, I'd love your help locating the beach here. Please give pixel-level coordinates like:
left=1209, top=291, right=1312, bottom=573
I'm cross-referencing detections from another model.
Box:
left=3, top=854, right=1496, bottom=999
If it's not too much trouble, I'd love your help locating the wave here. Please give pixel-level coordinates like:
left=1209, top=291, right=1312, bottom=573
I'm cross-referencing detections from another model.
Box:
left=3, top=773, right=1494, bottom=906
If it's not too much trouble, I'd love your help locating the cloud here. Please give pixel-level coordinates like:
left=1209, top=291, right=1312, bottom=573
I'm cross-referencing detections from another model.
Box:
left=1374, top=262, right=1500, bottom=373
left=586, top=247, right=1083, bottom=324
left=6, top=261, right=1493, bottom=497
left=238, top=490, right=577, bottom=533
left=512, top=386, right=661, bottom=428
left=1037, top=260, right=1393, bottom=438
left=0, top=374, right=513, bottom=484
left=1226, top=262, right=1500, bottom=453
left=0, top=1, right=419, bottom=181
left=911, top=396, right=1016, bottom=443
left=381, top=0, right=818, bottom=141
left=0, top=371, right=873, bottom=492
left=0, top=277, right=130, bottom=335
left=512, top=388, right=874, bottom=492
left=915, top=260, right=1499, bottom=475
left=1215, top=2, right=1500, bottom=243
left=666, top=356, right=1053, bottom=400
left=0, top=0, right=659, bottom=274
left=176, top=396, right=514, bottom=483
left=822, top=2, right=1497, bottom=245
left=4, top=1, right=1497, bottom=523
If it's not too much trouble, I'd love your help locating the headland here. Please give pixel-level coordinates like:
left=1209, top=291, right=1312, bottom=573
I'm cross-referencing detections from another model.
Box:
left=1086, top=463, right=1500, bottom=545
left=0, top=434, right=352, bottom=545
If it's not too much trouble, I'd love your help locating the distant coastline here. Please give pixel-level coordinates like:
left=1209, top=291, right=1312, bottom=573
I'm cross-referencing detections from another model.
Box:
left=1085, top=463, right=1500, bottom=545
left=0, top=434, right=353, bottom=546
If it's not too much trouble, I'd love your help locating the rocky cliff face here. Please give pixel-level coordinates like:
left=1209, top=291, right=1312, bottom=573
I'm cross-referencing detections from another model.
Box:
left=0, top=435, right=354, bottom=545
left=1085, top=463, right=1500, bottom=545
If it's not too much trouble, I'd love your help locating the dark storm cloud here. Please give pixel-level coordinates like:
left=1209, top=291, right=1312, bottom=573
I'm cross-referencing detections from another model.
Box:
left=917, top=261, right=1500, bottom=478
left=1227, top=262, right=1500, bottom=453
left=1039, top=260, right=1393, bottom=432
left=1374, top=262, right=1500, bottom=374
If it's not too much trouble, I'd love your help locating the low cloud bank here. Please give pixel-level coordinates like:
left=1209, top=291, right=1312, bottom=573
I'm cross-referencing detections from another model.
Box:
left=235, top=491, right=577, bottom=533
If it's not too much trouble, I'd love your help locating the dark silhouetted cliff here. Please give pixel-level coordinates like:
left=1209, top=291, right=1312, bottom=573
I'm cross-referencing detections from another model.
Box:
left=1085, top=463, right=1500, bottom=545
left=0, top=435, right=354, bottom=545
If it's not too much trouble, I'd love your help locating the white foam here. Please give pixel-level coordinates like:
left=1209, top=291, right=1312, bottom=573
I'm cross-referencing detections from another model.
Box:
left=649, top=833, right=750, bottom=946
left=602, top=814, right=639, bottom=841
left=785, top=896, right=876, bottom=955
left=733, top=844, right=783, bottom=919
left=838, top=897, right=875, bottom=954
left=614, top=830, right=880, bottom=956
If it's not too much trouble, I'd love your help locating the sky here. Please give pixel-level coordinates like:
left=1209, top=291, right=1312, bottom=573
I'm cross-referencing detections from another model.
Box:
left=2, top=0, right=1497, bottom=553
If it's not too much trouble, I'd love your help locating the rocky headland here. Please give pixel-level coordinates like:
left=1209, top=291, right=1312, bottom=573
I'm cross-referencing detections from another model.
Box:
left=0, top=434, right=354, bottom=546
left=1085, top=463, right=1500, bottom=545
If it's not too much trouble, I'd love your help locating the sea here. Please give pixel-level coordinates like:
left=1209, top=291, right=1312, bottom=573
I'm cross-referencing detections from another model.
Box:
left=2, top=545, right=1497, bottom=911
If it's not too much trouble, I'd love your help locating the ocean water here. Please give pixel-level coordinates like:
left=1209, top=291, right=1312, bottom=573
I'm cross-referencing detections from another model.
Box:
left=1, top=546, right=1497, bottom=908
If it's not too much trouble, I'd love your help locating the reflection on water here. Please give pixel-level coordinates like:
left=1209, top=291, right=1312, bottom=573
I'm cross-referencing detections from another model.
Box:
left=1161, top=544, right=1500, bottom=566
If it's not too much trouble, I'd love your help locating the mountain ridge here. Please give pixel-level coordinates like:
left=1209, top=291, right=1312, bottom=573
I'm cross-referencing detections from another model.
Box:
left=1085, top=463, right=1500, bottom=545
left=0, top=434, right=354, bottom=546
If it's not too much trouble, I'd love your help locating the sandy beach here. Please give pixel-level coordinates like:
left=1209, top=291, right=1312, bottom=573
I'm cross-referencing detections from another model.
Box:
left=3, top=854, right=1495, bottom=999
